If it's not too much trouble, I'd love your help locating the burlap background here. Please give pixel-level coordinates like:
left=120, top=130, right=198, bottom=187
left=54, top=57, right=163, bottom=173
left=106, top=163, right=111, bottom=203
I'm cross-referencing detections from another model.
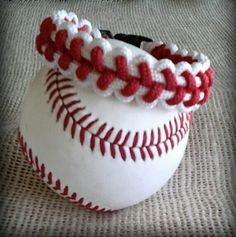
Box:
left=0, top=0, right=236, bottom=236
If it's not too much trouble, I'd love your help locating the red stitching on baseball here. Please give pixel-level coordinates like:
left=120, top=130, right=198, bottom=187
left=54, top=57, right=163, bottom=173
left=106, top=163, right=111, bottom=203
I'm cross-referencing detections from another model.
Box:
left=45, top=69, right=191, bottom=161
left=17, top=129, right=113, bottom=213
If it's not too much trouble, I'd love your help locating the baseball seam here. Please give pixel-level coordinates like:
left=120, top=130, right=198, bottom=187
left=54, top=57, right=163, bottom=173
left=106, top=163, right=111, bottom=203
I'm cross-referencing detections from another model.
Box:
left=45, top=68, right=191, bottom=161
left=17, top=129, right=113, bottom=212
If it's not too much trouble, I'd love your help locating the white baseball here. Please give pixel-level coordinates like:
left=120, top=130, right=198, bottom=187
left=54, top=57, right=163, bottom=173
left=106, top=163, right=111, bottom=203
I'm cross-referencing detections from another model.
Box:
left=19, top=40, right=191, bottom=212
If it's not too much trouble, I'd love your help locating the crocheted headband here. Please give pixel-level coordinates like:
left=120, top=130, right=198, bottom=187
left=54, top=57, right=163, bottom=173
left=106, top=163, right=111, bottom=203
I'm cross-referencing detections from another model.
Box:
left=36, top=10, right=214, bottom=112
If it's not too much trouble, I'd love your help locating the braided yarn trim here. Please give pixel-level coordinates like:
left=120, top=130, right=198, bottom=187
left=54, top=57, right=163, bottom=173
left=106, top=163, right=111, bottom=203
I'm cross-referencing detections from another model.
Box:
left=36, top=10, right=214, bottom=112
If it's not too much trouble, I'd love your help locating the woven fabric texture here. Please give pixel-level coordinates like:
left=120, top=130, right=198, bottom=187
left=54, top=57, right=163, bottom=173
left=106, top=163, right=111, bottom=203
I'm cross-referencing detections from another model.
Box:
left=0, top=0, right=236, bottom=236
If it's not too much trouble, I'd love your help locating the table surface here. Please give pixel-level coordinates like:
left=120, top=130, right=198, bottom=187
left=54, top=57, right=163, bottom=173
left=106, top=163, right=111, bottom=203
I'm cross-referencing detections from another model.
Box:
left=0, top=0, right=235, bottom=236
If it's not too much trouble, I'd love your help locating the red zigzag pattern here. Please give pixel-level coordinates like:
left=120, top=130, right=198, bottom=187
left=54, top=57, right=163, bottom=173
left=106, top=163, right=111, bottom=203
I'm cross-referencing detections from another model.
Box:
left=17, top=129, right=113, bottom=212
left=45, top=69, right=191, bottom=161
left=36, top=16, right=214, bottom=108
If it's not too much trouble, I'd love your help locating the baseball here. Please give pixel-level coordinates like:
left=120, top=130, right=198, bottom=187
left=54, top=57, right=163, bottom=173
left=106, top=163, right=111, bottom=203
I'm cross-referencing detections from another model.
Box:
left=18, top=10, right=214, bottom=211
